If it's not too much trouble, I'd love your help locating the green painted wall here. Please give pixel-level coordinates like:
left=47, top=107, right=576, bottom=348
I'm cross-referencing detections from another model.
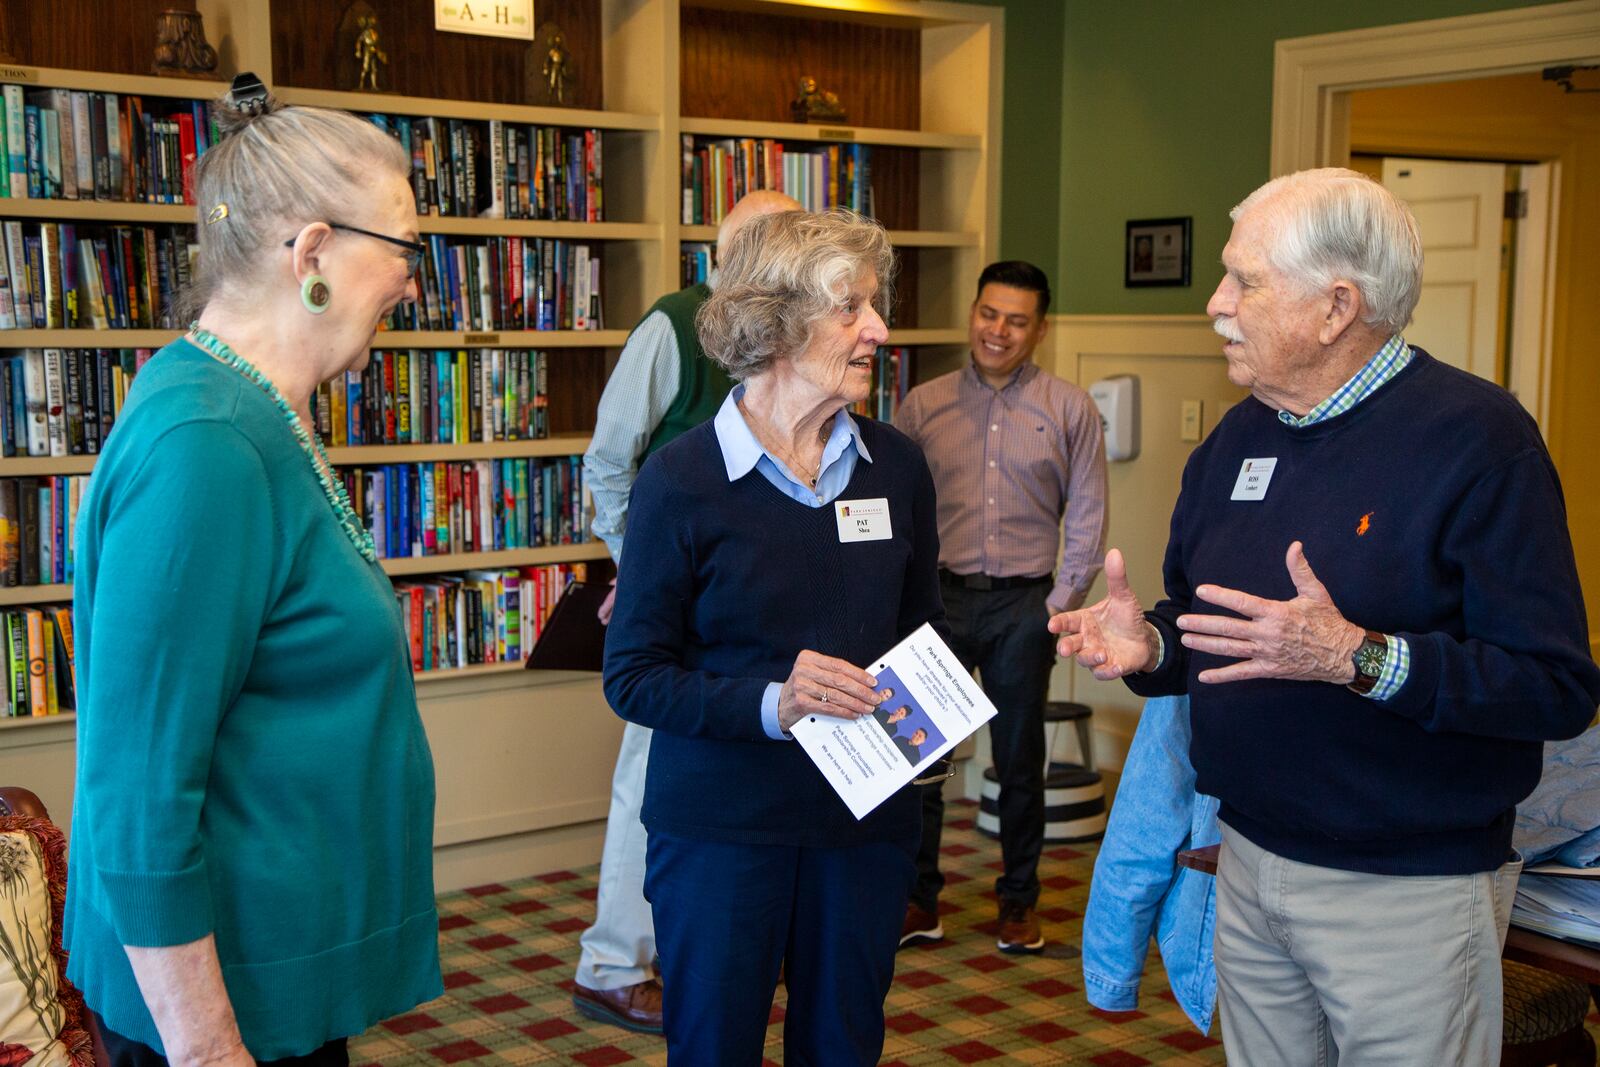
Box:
left=967, top=0, right=1066, bottom=285
left=1055, top=0, right=1555, bottom=314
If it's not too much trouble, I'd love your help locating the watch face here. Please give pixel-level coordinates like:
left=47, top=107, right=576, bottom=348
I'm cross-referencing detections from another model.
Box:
left=1355, top=641, right=1385, bottom=678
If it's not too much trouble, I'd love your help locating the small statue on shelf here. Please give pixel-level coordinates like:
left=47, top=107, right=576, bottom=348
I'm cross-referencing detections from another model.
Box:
left=790, top=76, right=846, bottom=123
left=152, top=7, right=219, bottom=79
left=354, top=14, right=388, bottom=92
left=542, top=28, right=572, bottom=105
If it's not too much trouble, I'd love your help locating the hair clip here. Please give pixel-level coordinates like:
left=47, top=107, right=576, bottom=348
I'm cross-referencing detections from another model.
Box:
left=230, top=71, right=270, bottom=116
left=207, top=204, right=230, bottom=224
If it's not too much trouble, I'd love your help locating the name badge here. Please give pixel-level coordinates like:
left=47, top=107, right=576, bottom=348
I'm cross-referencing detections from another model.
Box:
left=835, top=497, right=893, bottom=542
left=1231, top=457, right=1277, bottom=501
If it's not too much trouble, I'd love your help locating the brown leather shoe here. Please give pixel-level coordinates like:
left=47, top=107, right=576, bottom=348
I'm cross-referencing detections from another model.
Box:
left=572, top=978, right=664, bottom=1034
left=996, top=900, right=1044, bottom=954
left=899, top=902, right=944, bottom=948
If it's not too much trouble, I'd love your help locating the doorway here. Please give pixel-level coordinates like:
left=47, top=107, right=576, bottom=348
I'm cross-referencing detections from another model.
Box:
left=1273, top=7, right=1600, bottom=658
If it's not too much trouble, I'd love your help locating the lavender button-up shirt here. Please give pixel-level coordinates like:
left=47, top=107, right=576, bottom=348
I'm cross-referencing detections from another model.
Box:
left=895, top=361, right=1108, bottom=613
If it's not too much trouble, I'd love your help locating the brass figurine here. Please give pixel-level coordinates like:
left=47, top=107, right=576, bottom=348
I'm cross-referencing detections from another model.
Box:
left=355, top=14, right=388, bottom=92
left=152, top=8, right=219, bottom=79
left=542, top=28, right=571, bottom=105
left=791, top=76, right=846, bottom=123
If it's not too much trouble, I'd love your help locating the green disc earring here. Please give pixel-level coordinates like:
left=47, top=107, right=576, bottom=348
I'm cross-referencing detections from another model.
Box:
left=301, top=274, right=332, bottom=314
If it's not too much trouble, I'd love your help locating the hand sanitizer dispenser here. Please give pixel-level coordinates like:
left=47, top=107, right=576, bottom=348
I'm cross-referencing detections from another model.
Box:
left=1088, top=375, right=1140, bottom=462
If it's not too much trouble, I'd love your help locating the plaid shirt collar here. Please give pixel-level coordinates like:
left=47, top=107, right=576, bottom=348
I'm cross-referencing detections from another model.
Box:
left=1279, top=335, right=1412, bottom=428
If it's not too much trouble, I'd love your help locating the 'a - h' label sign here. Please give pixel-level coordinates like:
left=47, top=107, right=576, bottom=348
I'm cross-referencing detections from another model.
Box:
left=436, top=1, right=535, bottom=40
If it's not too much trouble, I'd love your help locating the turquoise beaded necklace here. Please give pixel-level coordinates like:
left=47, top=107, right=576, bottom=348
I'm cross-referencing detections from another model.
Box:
left=187, top=325, right=378, bottom=563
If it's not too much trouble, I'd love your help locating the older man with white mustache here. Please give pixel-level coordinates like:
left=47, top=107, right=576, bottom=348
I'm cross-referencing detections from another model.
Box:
left=1051, top=168, right=1600, bottom=1067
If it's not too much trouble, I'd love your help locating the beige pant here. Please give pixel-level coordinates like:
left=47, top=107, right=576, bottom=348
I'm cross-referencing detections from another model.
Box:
left=1215, top=821, right=1521, bottom=1067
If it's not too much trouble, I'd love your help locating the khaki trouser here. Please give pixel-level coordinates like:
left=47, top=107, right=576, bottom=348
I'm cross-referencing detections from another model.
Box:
left=1215, top=821, right=1521, bottom=1067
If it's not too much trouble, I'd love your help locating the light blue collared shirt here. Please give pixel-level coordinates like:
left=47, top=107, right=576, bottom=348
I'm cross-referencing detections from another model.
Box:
left=712, top=386, right=872, bottom=738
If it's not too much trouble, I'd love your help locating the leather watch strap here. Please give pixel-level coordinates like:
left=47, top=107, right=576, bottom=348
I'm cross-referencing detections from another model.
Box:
left=1346, top=629, right=1388, bottom=695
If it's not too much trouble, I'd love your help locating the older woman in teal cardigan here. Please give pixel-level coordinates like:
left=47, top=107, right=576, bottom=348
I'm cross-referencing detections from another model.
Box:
left=67, top=74, right=440, bottom=1066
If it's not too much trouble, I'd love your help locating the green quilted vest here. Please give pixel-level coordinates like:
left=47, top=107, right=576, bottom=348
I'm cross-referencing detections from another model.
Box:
left=642, top=283, right=734, bottom=456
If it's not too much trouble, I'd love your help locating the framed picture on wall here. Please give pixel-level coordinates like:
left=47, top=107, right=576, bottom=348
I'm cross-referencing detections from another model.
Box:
left=1125, top=217, right=1192, bottom=287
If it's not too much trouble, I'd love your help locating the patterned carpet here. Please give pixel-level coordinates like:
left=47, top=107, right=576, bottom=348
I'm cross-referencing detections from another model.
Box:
left=350, top=799, right=1600, bottom=1065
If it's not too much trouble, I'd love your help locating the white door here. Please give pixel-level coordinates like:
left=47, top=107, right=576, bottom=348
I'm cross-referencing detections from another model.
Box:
left=1381, top=157, right=1506, bottom=383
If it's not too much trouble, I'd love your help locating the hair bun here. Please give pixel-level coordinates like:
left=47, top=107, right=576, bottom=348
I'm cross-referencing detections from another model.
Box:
left=216, top=71, right=281, bottom=136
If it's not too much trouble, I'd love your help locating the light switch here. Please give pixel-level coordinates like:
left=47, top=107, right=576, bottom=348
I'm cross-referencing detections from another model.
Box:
left=1180, top=399, right=1203, bottom=442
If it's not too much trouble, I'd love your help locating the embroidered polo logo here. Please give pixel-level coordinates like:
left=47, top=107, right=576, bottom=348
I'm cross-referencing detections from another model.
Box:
left=1356, top=512, right=1373, bottom=536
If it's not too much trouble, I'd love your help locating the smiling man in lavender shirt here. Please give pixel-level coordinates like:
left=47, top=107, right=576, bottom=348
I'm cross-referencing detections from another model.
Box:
left=894, top=260, right=1108, bottom=954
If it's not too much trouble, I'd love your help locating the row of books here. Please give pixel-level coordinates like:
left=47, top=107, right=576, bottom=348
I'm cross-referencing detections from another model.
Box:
left=681, top=242, right=713, bottom=289
left=681, top=136, right=874, bottom=224
left=364, top=113, right=604, bottom=223
left=313, top=349, right=553, bottom=448
left=2, top=85, right=215, bottom=205
left=397, top=562, right=588, bottom=672
left=0, top=453, right=595, bottom=588
left=851, top=346, right=914, bottom=423
left=1, top=350, right=152, bottom=459
left=338, top=456, right=590, bottom=561
left=386, top=235, right=604, bottom=333
left=0, top=476, right=83, bottom=587
left=0, top=219, right=197, bottom=330
left=1, top=606, right=74, bottom=716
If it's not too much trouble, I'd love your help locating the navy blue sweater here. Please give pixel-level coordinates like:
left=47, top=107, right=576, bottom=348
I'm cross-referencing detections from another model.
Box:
left=603, top=417, right=946, bottom=847
left=1128, top=350, right=1600, bottom=875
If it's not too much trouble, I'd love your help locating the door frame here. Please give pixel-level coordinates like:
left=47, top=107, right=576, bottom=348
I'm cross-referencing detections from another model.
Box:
left=1272, top=1, right=1599, bottom=435
left=1270, top=0, right=1600, bottom=176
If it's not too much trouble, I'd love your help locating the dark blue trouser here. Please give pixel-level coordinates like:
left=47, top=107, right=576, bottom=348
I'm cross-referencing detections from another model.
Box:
left=645, top=830, right=916, bottom=1066
left=914, top=579, right=1055, bottom=911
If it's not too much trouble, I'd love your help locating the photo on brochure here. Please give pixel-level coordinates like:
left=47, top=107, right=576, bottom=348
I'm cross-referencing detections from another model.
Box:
left=870, top=666, right=948, bottom=767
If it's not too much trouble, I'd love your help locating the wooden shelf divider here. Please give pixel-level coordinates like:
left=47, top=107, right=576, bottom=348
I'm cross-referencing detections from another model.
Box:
left=273, top=87, right=657, bottom=131
left=380, top=542, right=610, bottom=577
left=373, top=330, right=629, bottom=348
left=0, top=584, right=72, bottom=606
left=678, top=116, right=979, bottom=150
left=325, top=436, right=591, bottom=464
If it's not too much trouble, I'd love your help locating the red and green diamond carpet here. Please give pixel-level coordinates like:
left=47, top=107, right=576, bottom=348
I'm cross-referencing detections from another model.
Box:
left=350, top=799, right=1600, bottom=1064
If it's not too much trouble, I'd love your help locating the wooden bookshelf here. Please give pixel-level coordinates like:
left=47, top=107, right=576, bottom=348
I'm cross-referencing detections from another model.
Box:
left=0, top=0, right=1001, bottom=884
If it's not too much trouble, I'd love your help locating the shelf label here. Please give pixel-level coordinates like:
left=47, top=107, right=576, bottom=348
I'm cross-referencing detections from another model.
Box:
left=435, top=1, right=534, bottom=41
left=464, top=332, right=500, bottom=345
left=0, top=67, right=40, bottom=84
left=816, top=128, right=855, bottom=141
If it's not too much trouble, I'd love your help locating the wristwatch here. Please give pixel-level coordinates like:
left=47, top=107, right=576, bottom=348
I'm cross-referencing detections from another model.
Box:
left=1347, top=630, right=1388, bottom=695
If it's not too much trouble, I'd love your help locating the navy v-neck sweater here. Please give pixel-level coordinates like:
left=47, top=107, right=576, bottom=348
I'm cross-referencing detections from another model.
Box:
left=604, top=417, right=947, bottom=846
left=1128, top=349, right=1600, bottom=875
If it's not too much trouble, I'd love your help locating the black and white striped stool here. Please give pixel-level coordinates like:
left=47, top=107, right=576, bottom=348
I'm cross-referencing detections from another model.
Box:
left=976, top=702, right=1107, bottom=842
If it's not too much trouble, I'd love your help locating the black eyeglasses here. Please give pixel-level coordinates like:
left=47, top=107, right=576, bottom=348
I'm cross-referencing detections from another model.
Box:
left=284, top=223, right=426, bottom=276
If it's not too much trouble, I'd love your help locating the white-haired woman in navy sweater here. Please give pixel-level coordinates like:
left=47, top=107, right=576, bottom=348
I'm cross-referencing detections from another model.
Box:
left=604, top=209, right=947, bottom=1066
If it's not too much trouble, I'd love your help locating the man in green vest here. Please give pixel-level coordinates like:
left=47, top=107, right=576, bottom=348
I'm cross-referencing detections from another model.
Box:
left=574, top=190, right=800, bottom=1033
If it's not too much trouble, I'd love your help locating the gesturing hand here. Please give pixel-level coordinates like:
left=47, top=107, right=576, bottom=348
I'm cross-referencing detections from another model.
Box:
left=777, top=650, right=881, bottom=731
left=1177, top=541, right=1364, bottom=685
left=1048, top=549, right=1160, bottom=680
